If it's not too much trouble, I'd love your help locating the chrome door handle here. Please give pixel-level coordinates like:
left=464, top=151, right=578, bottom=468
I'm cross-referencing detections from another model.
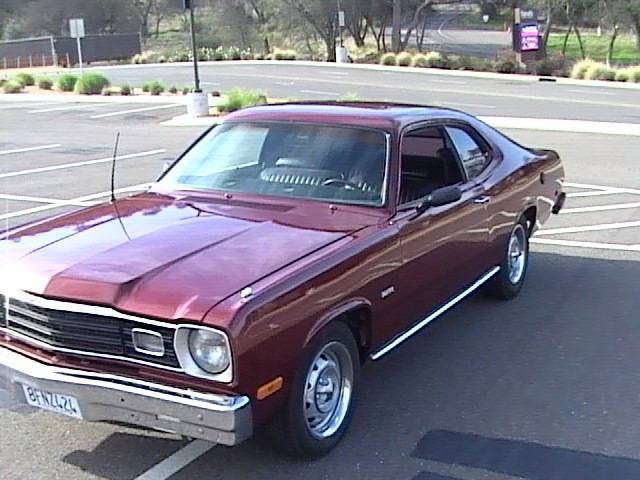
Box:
left=473, top=196, right=490, bottom=204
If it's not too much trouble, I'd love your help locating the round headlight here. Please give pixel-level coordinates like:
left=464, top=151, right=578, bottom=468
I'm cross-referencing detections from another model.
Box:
left=188, top=329, right=230, bottom=374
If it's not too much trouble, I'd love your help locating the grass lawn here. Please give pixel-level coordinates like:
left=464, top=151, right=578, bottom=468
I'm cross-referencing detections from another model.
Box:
left=547, top=32, right=640, bottom=65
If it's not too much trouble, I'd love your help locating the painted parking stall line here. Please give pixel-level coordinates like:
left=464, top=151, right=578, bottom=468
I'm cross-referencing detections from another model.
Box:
left=90, top=104, right=183, bottom=119
left=0, top=193, right=93, bottom=207
left=28, top=103, right=110, bottom=114
left=0, top=149, right=166, bottom=179
left=134, top=440, right=215, bottom=480
left=0, top=144, right=61, bottom=155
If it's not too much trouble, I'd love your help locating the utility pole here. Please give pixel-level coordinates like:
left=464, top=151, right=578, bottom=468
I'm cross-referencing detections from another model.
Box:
left=185, top=0, right=200, bottom=92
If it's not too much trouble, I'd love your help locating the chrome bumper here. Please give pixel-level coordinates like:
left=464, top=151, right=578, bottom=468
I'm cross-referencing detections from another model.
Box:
left=0, top=347, right=252, bottom=446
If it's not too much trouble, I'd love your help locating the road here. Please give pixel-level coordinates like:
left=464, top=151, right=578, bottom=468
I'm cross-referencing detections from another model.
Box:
left=0, top=63, right=639, bottom=479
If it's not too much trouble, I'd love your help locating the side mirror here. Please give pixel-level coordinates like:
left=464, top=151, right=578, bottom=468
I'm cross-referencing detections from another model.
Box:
left=417, top=186, right=462, bottom=214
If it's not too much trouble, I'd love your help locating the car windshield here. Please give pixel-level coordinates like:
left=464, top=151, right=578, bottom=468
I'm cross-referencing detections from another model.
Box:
left=159, top=121, right=388, bottom=207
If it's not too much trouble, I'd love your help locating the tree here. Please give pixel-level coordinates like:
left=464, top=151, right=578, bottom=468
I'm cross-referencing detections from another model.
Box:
left=286, top=0, right=339, bottom=61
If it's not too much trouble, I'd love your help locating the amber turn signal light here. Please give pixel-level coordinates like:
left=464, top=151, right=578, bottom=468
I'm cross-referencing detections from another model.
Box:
left=257, top=376, right=283, bottom=400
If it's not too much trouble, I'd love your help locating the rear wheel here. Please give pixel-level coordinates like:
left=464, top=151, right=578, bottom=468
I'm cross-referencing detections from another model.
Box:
left=488, top=216, right=530, bottom=300
left=277, top=322, right=359, bottom=459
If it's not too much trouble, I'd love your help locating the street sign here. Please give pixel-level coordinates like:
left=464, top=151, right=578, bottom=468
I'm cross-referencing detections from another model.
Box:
left=338, top=11, right=345, bottom=28
left=69, top=18, right=85, bottom=39
left=69, top=18, right=85, bottom=73
left=520, top=22, right=540, bottom=51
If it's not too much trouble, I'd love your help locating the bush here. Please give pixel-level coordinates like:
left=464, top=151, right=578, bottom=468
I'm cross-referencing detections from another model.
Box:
left=615, top=68, right=631, bottom=82
left=55, top=74, right=78, bottom=92
left=494, top=58, right=518, bottom=74
left=585, top=63, right=616, bottom=81
left=2, top=80, right=23, bottom=93
left=396, top=52, right=413, bottom=66
left=630, top=67, right=640, bottom=83
left=570, top=59, right=599, bottom=79
left=273, top=49, right=297, bottom=60
left=411, top=54, right=428, bottom=67
left=380, top=53, right=397, bottom=66
left=227, top=46, right=242, bottom=60
left=74, top=73, right=110, bottom=95
left=169, top=85, right=178, bottom=94
left=37, top=77, right=53, bottom=90
left=143, top=80, right=164, bottom=95
left=14, top=72, right=35, bottom=86
left=425, top=51, right=448, bottom=68
left=120, top=84, right=132, bottom=95
left=131, top=53, right=147, bottom=64
left=182, top=86, right=191, bottom=95
left=338, top=92, right=360, bottom=101
left=217, top=88, right=267, bottom=113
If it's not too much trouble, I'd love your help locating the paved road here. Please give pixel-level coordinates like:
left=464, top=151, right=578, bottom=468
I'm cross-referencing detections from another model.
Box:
left=0, top=69, right=639, bottom=479
left=75, top=62, right=640, bottom=125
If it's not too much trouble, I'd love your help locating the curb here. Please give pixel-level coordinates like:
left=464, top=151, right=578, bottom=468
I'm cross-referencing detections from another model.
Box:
left=82, top=60, right=640, bottom=91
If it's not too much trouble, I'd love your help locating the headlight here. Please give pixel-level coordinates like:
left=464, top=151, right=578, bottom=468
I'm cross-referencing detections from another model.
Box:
left=188, top=329, right=230, bottom=374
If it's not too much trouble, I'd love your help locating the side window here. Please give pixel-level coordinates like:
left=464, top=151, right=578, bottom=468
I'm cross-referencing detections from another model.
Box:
left=445, top=126, right=489, bottom=180
left=399, top=127, right=464, bottom=205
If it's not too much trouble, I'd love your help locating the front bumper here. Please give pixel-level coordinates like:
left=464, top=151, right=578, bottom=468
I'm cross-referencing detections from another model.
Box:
left=0, top=347, right=252, bottom=446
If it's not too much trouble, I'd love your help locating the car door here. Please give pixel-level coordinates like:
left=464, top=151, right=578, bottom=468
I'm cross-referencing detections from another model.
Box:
left=392, top=123, right=491, bottom=331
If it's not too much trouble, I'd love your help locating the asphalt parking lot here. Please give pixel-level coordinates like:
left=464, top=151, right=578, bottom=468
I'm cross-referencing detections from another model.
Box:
left=1, top=70, right=639, bottom=480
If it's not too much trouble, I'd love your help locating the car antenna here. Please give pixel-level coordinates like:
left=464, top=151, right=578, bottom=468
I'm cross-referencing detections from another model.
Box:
left=110, top=132, right=120, bottom=203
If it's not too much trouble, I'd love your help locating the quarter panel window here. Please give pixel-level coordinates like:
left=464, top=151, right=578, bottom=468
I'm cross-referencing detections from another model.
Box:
left=445, top=126, right=488, bottom=180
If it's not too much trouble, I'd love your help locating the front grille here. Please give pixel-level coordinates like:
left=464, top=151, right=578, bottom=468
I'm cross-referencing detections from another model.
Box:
left=3, top=294, right=180, bottom=369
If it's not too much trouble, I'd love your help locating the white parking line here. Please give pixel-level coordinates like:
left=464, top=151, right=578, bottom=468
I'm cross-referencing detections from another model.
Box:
left=536, top=220, right=640, bottom=236
left=300, top=89, right=340, bottom=96
left=0, top=149, right=166, bottom=179
left=447, top=102, right=497, bottom=109
left=560, top=201, right=640, bottom=214
left=0, top=193, right=92, bottom=207
left=566, top=190, right=620, bottom=198
left=28, top=104, right=109, bottom=113
left=0, top=144, right=61, bottom=156
left=134, top=440, right=215, bottom=480
left=0, top=184, right=150, bottom=221
left=90, top=104, right=183, bottom=119
left=567, top=89, right=615, bottom=96
left=564, top=181, right=640, bottom=195
left=0, top=102, right=58, bottom=110
left=531, top=238, right=640, bottom=252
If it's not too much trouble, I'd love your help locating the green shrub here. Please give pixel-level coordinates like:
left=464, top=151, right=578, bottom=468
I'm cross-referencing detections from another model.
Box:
left=182, top=86, right=191, bottom=95
left=217, top=88, right=267, bottom=113
left=570, top=59, right=599, bottom=79
left=0, top=78, right=6, bottom=87
left=227, top=46, right=241, bottom=60
left=55, top=74, right=78, bottom=92
left=120, top=84, right=132, bottom=95
left=585, top=63, right=616, bottom=81
left=14, top=72, right=35, bottom=86
left=131, top=53, right=147, bottom=64
left=412, top=54, right=428, bottom=67
left=615, top=68, right=631, bottom=82
left=143, top=80, right=164, bottom=95
left=494, top=58, right=518, bottom=74
left=396, top=52, right=413, bottom=66
left=380, top=53, right=397, bottom=66
left=627, top=66, right=640, bottom=83
left=169, top=85, right=178, bottom=94
left=2, top=80, right=23, bottom=93
left=74, top=73, right=110, bottom=95
left=37, top=77, right=53, bottom=90
left=273, top=48, right=297, bottom=60
left=456, top=55, right=490, bottom=71
left=424, top=51, right=447, bottom=68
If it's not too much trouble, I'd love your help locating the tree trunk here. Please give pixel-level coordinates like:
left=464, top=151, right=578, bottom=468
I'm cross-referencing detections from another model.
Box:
left=542, top=3, right=553, bottom=49
left=632, top=14, right=640, bottom=50
left=154, top=14, right=161, bottom=38
left=607, top=24, right=619, bottom=66
left=263, top=36, right=270, bottom=55
left=392, top=0, right=402, bottom=53
left=561, top=24, right=572, bottom=56
left=325, top=34, right=336, bottom=62
left=574, top=25, right=585, bottom=59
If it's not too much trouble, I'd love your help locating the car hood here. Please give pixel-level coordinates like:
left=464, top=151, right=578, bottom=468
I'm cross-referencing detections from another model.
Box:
left=1, top=192, right=382, bottom=322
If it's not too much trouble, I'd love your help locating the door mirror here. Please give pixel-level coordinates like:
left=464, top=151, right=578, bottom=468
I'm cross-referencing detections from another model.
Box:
left=417, top=186, right=462, bottom=214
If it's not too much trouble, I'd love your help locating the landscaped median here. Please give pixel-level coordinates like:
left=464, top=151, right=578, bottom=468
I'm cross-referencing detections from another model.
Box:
left=0, top=71, right=198, bottom=97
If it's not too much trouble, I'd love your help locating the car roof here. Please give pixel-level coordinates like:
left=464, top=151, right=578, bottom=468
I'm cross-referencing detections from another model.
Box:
left=223, top=101, right=473, bottom=132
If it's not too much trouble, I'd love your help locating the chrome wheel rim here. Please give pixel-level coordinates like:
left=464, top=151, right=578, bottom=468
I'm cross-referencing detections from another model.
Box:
left=303, top=342, right=353, bottom=439
left=508, top=224, right=527, bottom=284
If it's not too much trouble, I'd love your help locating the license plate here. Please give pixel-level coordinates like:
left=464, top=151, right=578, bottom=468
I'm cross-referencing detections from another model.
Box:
left=21, top=384, right=83, bottom=419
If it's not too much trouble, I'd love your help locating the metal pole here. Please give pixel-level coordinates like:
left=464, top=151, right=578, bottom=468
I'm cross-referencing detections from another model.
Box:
left=50, top=36, right=58, bottom=69
left=337, top=0, right=344, bottom=47
left=76, top=36, right=84, bottom=73
left=188, top=2, right=201, bottom=92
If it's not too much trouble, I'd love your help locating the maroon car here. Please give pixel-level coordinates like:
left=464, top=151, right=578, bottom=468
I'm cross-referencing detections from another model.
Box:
left=0, top=103, right=565, bottom=458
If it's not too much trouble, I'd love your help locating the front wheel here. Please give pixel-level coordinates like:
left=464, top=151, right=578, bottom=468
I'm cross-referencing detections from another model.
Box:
left=488, top=217, right=530, bottom=300
left=277, top=322, right=359, bottom=459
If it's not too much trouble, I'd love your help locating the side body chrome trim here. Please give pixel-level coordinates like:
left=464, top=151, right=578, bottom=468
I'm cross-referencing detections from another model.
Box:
left=370, top=266, right=501, bottom=360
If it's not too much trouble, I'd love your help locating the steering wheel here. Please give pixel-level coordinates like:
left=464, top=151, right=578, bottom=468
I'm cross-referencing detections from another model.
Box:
left=322, top=178, right=361, bottom=191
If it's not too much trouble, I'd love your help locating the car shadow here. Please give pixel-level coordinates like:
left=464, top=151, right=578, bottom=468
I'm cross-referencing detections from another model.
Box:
left=411, top=429, right=640, bottom=479
left=58, top=251, right=640, bottom=480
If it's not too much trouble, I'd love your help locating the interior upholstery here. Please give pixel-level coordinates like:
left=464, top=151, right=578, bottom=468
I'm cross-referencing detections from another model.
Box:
left=399, top=147, right=463, bottom=204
